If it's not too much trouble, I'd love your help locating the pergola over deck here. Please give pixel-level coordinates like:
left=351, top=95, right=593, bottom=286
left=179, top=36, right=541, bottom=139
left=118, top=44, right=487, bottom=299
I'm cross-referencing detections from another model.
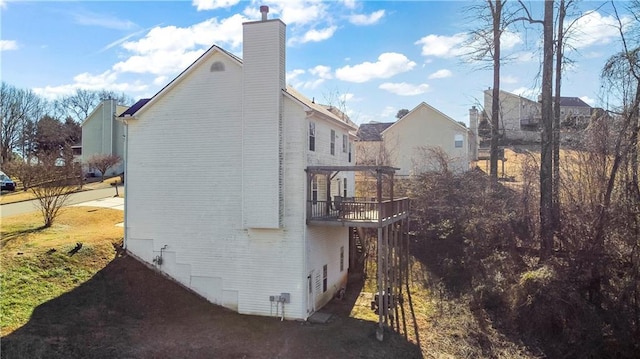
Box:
left=306, top=165, right=409, bottom=341
left=305, top=165, right=409, bottom=227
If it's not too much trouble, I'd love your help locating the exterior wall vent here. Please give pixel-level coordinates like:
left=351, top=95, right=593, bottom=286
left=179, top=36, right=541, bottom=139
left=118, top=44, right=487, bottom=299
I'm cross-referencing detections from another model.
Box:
left=210, top=61, right=225, bottom=72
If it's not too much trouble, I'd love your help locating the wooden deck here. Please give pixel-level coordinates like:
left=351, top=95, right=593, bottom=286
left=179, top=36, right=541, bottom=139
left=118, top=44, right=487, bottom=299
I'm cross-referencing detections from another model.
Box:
left=306, top=197, right=409, bottom=228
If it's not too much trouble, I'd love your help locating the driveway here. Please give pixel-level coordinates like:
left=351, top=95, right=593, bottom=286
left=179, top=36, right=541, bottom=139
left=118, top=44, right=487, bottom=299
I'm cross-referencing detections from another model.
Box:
left=1, top=187, right=122, bottom=218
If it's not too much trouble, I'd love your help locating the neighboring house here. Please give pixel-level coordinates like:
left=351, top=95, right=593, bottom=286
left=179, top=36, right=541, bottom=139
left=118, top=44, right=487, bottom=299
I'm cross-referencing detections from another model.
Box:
left=120, top=8, right=407, bottom=322
left=482, top=89, right=593, bottom=142
left=482, top=89, right=541, bottom=142
left=356, top=102, right=474, bottom=177
left=81, top=99, right=129, bottom=176
left=558, top=96, right=592, bottom=128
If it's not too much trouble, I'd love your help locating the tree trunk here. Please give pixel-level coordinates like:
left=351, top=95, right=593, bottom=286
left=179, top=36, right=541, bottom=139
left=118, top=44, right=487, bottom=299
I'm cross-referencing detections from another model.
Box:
left=490, top=0, right=503, bottom=181
left=540, top=0, right=555, bottom=259
left=552, top=0, right=566, bottom=238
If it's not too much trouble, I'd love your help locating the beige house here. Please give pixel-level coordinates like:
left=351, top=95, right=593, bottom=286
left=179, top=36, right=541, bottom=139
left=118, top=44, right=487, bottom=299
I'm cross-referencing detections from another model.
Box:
left=481, top=89, right=593, bottom=142
left=356, top=102, right=474, bottom=177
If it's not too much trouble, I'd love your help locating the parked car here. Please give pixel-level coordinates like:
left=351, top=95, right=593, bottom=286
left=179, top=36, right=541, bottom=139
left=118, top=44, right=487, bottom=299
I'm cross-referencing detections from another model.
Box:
left=0, top=173, right=16, bottom=191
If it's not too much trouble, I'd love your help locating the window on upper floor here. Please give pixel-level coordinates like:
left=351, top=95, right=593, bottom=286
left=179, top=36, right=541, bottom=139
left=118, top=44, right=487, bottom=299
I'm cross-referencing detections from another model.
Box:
left=309, top=122, right=316, bottom=151
left=454, top=134, right=464, bottom=148
left=330, top=129, right=335, bottom=155
left=342, top=134, right=348, bottom=153
left=348, top=142, right=352, bottom=163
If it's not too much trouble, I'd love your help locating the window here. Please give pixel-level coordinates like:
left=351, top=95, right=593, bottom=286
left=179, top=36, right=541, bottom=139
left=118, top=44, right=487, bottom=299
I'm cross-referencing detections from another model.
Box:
left=330, top=129, right=335, bottom=155
left=322, top=264, right=328, bottom=292
left=309, top=122, right=316, bottom=151
left=340, top=246, right=344, bottom=272
left=343, top=178, right=347, bottom=198
left=454, top=134, right=463, bottom=148
left=312, top=176, right=318, bottom=204
left=342, top=134, right=348, bottom=153
left=348, top=142, right=352, bottom=163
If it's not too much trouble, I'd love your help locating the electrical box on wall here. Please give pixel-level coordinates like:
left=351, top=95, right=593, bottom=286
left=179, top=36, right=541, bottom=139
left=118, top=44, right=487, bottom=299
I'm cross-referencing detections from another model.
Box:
left=280, top=293, right=290, bottom=303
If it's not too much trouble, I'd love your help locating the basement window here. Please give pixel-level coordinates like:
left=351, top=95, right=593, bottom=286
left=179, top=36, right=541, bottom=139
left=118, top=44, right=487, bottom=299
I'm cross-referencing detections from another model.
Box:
left=323, top=264, right=328, bottom=292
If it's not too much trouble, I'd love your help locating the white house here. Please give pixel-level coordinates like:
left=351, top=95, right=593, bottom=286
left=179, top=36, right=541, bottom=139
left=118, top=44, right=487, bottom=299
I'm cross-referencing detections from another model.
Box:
left=81, top=99, right=129, bottom=176
left=121, top=7, right=396, bottom=320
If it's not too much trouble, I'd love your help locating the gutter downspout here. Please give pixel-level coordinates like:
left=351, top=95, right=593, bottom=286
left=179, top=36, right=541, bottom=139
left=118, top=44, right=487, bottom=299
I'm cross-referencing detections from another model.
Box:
left=122, top=117, right=129, bottom=250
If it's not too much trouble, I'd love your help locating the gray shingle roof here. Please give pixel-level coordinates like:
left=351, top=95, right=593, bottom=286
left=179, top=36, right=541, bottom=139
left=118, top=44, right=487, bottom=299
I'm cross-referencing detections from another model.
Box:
left=559, top=97, right=591, bottom=108
left=356, top=122, right=394, bottom=141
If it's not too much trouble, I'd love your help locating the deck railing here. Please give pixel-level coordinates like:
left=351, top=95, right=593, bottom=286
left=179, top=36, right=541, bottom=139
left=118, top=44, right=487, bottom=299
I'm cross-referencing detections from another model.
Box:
left=307, top=197, right=409, bottom=224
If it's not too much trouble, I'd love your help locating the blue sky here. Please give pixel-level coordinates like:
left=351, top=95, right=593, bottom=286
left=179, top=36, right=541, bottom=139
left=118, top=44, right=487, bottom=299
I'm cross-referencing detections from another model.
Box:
left=0, top=0, right=633, bottom=125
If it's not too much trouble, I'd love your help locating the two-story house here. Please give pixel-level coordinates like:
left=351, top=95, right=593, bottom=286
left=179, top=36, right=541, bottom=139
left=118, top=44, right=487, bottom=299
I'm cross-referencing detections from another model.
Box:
left=122, top=7, right=408, bottom=329
left=481, top=89, right=593, bottom=142
left=81, top=99, right=129, bottom=176
left=355, top=102, right=475, bottom=177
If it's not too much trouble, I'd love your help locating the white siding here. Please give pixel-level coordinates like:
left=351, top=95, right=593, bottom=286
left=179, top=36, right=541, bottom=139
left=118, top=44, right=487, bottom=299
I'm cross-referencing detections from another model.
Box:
left=242, top=19, right=286, bottom=229
left=81, top=100, right=127, bottom=175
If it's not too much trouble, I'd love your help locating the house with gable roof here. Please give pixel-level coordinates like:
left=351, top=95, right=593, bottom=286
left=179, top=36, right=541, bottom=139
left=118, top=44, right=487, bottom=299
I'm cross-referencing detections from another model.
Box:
left=121, top=7, right=409, bottom=322
left=480, top=89, right=593, bottom=142
left=356, top=102, right=475, bottom=177
left=81, top=99, right=129, bottom=176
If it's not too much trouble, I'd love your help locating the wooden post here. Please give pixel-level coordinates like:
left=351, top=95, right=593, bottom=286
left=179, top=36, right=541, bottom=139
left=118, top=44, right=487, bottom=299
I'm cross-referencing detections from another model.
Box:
left=376, top=168, right=384, bottom=341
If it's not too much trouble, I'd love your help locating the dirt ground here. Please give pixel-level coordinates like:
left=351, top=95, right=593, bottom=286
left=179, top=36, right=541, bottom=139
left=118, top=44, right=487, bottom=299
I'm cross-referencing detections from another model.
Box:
left=1, top=250, right=421, bottom=359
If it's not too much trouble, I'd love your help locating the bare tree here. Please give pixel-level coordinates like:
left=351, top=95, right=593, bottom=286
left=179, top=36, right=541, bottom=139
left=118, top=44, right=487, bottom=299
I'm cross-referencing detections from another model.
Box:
left=59, top=89, right=134, bottom=122
left=85, top=154, right=122, bottom=182
left=29, top=153, right=78, bottom=228
left=539, top=0, right=555, bottom=259
left=465, top=1, right=530, bottom=180
left=1, top=82, right=45, bottom=163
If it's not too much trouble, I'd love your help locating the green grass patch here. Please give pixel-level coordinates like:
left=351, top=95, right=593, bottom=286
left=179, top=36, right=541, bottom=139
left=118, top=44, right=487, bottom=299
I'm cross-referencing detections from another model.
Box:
left=1, top=207, right=123, bottom=334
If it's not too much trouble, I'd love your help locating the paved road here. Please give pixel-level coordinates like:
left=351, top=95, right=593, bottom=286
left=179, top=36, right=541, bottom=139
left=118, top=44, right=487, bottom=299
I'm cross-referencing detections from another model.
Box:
left=1, top=187, right=119, bottom=218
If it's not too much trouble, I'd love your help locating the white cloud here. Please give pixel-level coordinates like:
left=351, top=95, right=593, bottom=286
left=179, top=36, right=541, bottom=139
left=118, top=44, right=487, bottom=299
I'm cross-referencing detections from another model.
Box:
left=349, top=10, right=385, bottom=26
left=379, top=82, right=429, bottom=96
left=566, top=10, right=631, bottom=49
left=0, top=0, right=6, bottom=9
left=287, top=69, right=306, bottom=83
left=309, top=65, right=333, bottom=79
left=415, top=33, right=467, bottom=58
left=153, top=76, right=168, bottom=86
left=256, top=1, right=330, bottom=27
left=0, top=40, right=18, bottom=51
left=428, top=69, right=452, bottom=79
left=114, top=14, right=246, bottom=75
left=301, top=78, right=326, bottom=90
left=193, top=0, right=240, bottom=11
left=500, top=31, right=523, bottom=50
left=510, top=87, right=537, bottom=99
left=381, top=106, right=395, bottom=118
left=580, top=96, right=595, bottom=106
left=342, top=0, right=357, bottom=10
left=416, top=29, right=521, bottom=60
left=335, top=52, right=416, bottom=83
left=71, top=10, right=137, bottom=31
left=33, top=70, right=148, bottom=99
left=502, top=75, right=518, bottom=84
left=289, top=26, right=337, bottom=45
